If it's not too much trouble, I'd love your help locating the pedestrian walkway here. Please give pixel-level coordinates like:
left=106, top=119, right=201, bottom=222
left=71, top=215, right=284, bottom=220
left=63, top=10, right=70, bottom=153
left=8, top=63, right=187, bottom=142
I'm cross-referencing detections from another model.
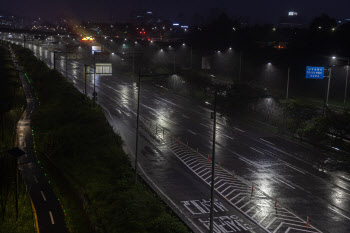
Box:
left=10, top=45, right=69, bottom=233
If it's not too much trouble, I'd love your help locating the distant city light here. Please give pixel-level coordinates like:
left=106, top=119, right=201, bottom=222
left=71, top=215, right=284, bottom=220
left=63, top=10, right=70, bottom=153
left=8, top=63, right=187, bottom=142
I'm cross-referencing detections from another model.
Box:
left=181, top=25, right=188, bottom=28
left=288, top=11, right=298, bottom=16
left=173, top=23, right=180, bottom=26
left=81, top=37, right=94, bottom=41
left=332, top=56, right=336, bottom=59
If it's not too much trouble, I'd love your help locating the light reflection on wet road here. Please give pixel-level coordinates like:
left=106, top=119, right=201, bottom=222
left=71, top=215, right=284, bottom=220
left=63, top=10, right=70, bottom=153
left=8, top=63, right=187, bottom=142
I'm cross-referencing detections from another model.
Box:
left=5, top=36, right=350, bottom=233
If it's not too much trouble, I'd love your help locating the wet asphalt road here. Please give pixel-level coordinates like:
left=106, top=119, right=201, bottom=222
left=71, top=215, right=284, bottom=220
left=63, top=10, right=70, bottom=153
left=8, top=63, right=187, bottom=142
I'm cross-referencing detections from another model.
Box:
left=4, top=36, right=350, bottom=233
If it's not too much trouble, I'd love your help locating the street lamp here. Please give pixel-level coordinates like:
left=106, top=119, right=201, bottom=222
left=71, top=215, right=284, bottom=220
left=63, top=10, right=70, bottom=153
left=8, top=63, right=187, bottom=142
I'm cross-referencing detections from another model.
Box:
left=331, top=56, right=350, bottom=107
left=160, top=48, right=176, bottom=74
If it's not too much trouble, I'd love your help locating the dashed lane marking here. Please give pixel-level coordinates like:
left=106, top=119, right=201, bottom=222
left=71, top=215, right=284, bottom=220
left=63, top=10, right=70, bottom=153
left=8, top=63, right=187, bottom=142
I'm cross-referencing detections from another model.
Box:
left=260, top=138, right=275, bottom=145
left=187, top=129, right=197, bottom=135
left=34, top=176, right=38, bottom=183
left=234, top=127, right=245, bottom=133
left=223, top=134, right=234, bottom=140
left=284, top=164, right=306, bottom=174
left=40, top=191, right=47, bottom=202
left=328, top=206, right=350, bottom=221
left=49, top=211, right=55, bottom=224
left=200, top=123, right=211, bottom=129
left=250, top=147, right=264, bottom=154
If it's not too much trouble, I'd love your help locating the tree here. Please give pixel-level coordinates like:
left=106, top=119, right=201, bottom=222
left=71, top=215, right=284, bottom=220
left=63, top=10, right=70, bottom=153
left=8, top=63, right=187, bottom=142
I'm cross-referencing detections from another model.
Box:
left=310, top=13, right=337, bottom=31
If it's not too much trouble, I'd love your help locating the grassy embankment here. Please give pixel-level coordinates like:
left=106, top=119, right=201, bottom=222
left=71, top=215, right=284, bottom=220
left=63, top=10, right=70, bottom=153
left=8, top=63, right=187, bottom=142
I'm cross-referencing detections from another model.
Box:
left=13, top=44, right=190, bottom=233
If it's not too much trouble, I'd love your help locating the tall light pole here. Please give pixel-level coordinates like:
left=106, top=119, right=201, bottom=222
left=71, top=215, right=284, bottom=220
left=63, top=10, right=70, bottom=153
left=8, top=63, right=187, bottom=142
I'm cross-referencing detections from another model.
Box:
left=209, top=90, right=217, bottom=233
left=190, top=46, right=193, bottom=69
left=345, top=58, right=349, bottom=108
left=332, top=56, right=349, bottom=108
left=326, top=68, right=331, bottom=106
left=134, top=72, right=171, bottom=184
left=84, top=65, right=88, bottom=98
left=135, top=71, right=141, bottom=184
left=93, top=54, right=96, bottom=107
left=173, top=53, right=176, bottom=74
left=286, top=65, right=290, bottom=100
left=239, top=52, right=242, bottom=82
left=323, top=67, right=332, bottom=116
left=160, top=49, right=176, bottom=74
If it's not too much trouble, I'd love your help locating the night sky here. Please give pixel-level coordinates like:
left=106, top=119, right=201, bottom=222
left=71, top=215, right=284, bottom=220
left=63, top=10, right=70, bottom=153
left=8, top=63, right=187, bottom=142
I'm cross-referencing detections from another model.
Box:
left=2, top=0, right=350, bottom=24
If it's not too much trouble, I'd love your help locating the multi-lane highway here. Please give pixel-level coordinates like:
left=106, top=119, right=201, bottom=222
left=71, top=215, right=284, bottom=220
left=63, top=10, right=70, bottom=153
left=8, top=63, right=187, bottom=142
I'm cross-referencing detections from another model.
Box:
left=4, top=34, right=350, bottom=233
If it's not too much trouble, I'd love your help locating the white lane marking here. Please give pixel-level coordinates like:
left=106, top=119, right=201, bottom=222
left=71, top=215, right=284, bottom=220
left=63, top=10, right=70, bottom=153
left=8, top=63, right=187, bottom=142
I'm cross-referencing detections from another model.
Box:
left=328, top=206, right=350, bottom=221
left=234, top=127, right=245, bottom=133
left=250, top=147, right=264, bottom=154
left=40, top=191, right=47, bottom=201
left=285, top=164, right=306, bottom=174
left=260, top=138, right=275, bottom=145
left=340, top=175, right=350, bottom=183
left=200, top=123, right=211, bottom=129
left=223, top=134, right=234, bottom=140
left=187, top=130, right=197, bottom=135
left=49, top=211, right=55, bottom=224
left=182, top=114, right=190, bottom=119
left=34, top=176, right=38, bottom=183
left=273, top=177, right=296, bottom=190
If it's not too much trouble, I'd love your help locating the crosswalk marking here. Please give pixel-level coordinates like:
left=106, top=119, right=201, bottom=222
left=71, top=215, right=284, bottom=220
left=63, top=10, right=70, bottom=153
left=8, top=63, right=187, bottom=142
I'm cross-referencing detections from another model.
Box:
left=145, top=122, right=322, bottom=233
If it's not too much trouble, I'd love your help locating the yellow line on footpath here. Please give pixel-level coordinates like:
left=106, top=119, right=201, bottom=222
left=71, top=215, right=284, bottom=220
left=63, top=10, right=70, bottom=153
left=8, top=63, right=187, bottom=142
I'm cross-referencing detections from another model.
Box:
left=30, top=195, right=40, bottom=233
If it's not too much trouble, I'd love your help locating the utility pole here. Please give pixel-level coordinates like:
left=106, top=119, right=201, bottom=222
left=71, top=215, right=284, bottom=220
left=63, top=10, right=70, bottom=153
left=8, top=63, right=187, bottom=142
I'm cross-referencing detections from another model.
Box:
left=286, top=66, right=290, bottom=100
left=326, top=68, right=332, bottom=106
left=238, top=52, right=242, bottom=82
left=190, top=47, right=193, bottom=69
left=209, top=90, right=217, bottom=233
left=344, top=58, right=349, bottom=108
left=84, top=65, right=88, bottom=97
left=93, top=54, right=96, bottom=107
left=65, top=53, right=68, bottom=79
left=132, top=44, right=135, bottom=74
left=173, top=53, right=176, bottom=74
left=134, top=71, right=141, bottom=184
left=323, top=68, right=332, bottom=116
left=53, top=51, right=56, bottom=70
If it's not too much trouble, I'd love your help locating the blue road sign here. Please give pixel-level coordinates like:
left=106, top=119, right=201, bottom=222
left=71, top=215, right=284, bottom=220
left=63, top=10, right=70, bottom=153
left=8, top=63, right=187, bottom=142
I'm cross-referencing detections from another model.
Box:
left=306, top=66, right=324, bottom=79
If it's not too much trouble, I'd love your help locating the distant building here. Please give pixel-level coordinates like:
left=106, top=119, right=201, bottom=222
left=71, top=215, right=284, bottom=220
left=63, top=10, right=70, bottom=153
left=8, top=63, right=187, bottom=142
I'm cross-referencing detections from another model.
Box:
left=279, top=11, right=305, bottom=28
left=131, top=10, right=162, bottom=26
